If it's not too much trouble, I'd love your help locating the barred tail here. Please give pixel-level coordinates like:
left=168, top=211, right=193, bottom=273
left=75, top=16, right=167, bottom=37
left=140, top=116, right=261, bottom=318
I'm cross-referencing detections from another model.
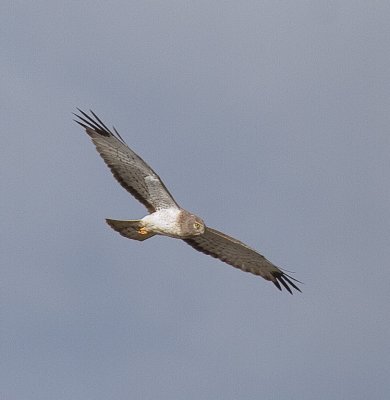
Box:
left=105, top=219, right=155, bottom=241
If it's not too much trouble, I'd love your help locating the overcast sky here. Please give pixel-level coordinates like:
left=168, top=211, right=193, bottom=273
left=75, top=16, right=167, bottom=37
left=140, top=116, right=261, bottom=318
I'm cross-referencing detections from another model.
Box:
left=2, top=1, right=390, bottom=399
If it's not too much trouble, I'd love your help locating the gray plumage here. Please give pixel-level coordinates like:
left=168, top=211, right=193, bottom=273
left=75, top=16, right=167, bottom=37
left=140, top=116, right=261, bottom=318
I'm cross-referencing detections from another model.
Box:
left=75, top=109, right=301, bottom=294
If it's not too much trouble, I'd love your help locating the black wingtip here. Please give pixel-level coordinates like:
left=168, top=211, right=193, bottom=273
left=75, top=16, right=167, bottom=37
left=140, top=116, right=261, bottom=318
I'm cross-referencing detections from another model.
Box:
left=73, top=118, right=87, bottom=129
left=273, top=271, right=302, bottom=294
left=89, top=109, right=112, bottom=133
left=273, top=280, right=282, bottom=291
left=73, top=109, right=126, bottom=144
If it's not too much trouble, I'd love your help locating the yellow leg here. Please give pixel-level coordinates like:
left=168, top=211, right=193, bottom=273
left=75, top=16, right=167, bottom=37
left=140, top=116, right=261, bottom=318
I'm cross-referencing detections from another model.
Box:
left=138, top=227, right=149, bottom=235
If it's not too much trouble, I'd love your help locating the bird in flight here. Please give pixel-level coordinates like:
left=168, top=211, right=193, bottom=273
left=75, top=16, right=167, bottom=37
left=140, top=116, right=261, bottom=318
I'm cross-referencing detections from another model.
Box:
left=75, top=110, right=301, bottom=293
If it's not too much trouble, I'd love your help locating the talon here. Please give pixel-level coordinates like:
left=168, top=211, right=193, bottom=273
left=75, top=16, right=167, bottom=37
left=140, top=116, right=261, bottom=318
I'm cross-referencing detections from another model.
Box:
left=138, top=227, right=149, bottom=235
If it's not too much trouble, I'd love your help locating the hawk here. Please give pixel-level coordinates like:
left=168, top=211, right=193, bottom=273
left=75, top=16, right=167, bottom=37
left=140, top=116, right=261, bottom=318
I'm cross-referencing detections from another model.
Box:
left=75, top=110, right=301, bottom=293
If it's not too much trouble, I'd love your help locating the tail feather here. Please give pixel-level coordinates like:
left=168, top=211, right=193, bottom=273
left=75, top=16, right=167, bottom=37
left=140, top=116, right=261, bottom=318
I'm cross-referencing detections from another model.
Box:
left=106, top=219, right=155, bottom=241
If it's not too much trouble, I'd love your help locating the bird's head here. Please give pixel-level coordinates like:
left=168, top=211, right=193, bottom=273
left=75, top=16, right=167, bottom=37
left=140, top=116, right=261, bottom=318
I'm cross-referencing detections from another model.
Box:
left=192, top=215, right=205, bottom=235
left=179, top=211, right=205, bottom=237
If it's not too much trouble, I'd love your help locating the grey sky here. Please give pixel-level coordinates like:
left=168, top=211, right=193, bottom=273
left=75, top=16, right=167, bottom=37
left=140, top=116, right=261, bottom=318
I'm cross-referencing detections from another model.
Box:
left=2, top=1, right=390, bottom=399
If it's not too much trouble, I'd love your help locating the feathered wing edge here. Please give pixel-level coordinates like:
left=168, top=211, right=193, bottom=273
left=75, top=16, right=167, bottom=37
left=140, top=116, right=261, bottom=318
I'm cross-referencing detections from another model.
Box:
left=184, top=227, right=301, bottom=294
left=74, top=108, right=126, bottom=143
left=74, top=109, right=180, bottom=213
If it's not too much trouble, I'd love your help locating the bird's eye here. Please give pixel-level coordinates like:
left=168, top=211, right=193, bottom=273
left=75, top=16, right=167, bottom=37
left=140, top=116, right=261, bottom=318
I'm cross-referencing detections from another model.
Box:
left=193, top=222, right=202, bottom=230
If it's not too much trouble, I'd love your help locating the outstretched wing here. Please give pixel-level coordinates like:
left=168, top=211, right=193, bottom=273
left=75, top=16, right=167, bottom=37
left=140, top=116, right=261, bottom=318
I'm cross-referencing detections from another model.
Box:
left=184, top=227, right=301, bottom=294
left=74, top=109, right=179, bottom=213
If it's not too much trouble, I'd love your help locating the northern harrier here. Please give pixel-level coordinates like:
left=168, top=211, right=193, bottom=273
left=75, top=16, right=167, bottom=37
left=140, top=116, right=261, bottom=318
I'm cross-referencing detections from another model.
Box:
left=75, top=110, right=301, bottom=293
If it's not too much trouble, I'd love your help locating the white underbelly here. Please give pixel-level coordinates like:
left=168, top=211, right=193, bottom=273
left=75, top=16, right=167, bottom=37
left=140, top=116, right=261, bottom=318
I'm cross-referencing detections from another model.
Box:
left=141, top=208, right=182, bottom=237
